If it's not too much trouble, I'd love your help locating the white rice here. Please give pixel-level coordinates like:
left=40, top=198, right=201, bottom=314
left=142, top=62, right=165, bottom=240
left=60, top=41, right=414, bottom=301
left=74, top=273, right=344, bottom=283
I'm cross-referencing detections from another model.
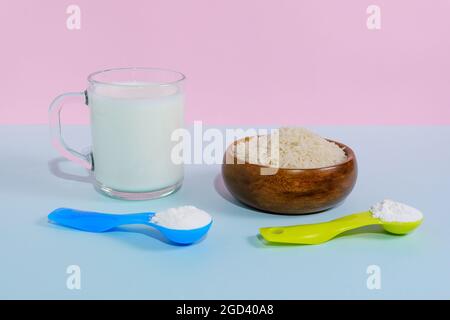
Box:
left=234, top=127, right=347, bottom=169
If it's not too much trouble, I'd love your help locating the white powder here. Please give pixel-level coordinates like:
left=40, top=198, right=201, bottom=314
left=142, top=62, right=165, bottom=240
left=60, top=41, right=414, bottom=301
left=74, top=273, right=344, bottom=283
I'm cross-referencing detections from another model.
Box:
left=234, top=127, right=347, bottom=169
left=370, top=199, right=423, bottom=222
left=151, top=206, right=212, bottom=230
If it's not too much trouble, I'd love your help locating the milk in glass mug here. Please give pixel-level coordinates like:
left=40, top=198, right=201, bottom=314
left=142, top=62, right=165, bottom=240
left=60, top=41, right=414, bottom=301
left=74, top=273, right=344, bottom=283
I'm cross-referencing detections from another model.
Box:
left=49, top=67, right=185, bottom=200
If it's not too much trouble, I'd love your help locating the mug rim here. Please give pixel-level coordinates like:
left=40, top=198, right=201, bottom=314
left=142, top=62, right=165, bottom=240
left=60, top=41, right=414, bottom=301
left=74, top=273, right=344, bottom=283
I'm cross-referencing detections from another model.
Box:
left=87, top=67, right=186, bottom=87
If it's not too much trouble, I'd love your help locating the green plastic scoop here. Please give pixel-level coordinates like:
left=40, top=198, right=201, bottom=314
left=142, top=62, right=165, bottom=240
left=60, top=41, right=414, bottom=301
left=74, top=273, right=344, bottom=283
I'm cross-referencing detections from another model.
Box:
left=259, top=211, right=423, bottom=245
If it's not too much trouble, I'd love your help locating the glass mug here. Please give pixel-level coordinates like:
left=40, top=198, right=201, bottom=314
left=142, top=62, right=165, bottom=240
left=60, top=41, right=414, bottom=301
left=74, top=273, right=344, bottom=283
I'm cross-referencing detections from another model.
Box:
left=49, top=67, right=185, bottom=200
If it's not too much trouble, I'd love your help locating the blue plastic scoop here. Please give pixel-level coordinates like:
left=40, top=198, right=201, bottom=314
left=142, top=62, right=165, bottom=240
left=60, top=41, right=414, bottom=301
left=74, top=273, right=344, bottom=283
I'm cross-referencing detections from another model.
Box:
left=48, top=208, right=212, bottom=245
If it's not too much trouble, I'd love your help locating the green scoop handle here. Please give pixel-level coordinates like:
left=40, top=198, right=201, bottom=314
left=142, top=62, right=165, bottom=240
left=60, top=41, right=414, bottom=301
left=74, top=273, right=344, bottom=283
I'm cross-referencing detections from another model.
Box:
left=259, top=211, right=422, bottom=245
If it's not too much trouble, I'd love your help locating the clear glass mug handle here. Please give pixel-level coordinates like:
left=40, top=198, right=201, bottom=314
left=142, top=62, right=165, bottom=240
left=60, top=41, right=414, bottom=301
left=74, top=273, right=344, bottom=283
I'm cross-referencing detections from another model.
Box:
left=48, top=91, right=93, bottom=170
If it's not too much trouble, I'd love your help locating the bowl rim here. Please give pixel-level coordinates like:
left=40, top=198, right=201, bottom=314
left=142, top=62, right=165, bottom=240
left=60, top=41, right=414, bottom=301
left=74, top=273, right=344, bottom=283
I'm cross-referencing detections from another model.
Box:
left=225, top=136, right=356, bottom=171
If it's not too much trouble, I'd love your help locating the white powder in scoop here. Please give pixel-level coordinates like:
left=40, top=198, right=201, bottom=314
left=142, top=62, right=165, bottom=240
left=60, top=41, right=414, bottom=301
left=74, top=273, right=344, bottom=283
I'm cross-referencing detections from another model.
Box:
left=370, top=199, right=423, bottom=222
left=151, top=206, right=212, bottom=230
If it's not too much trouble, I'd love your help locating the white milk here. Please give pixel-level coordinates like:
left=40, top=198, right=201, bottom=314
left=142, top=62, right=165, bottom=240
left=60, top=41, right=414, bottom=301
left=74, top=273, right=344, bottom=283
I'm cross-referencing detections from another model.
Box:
left=88, top=84, right=184, bottom=192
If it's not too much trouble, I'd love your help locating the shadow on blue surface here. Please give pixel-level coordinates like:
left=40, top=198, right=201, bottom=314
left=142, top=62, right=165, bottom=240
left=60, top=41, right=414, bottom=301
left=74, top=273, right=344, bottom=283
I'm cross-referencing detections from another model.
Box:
left=250, top=225, right=396, bottom=247
left=213, top=173, right=250, bottom=210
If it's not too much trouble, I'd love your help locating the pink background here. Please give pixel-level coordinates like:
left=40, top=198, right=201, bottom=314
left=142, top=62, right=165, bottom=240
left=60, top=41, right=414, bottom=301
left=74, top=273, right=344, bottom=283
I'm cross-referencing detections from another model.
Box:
left=1, top=0, right=449, bottom=125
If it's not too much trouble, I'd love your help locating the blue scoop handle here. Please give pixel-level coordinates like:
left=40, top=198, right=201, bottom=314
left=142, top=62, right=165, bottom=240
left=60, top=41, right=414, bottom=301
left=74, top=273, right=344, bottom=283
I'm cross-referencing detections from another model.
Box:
left=48, top=208, right=155, bottom=232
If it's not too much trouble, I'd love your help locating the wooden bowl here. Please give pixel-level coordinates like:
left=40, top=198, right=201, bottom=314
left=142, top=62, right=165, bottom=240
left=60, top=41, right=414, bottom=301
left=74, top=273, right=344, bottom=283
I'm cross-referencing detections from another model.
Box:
left=221, top=138, right=357, bottom=214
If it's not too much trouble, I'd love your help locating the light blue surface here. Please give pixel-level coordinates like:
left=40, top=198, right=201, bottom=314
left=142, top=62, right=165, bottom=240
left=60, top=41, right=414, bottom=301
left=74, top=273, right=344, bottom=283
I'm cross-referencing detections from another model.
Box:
left=1, top=125, right=449, bottom=299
